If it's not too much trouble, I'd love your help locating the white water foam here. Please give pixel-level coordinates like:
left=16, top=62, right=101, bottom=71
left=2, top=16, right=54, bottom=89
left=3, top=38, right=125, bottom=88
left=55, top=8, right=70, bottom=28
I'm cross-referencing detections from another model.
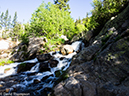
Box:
left=0, top=40, right=84, bottom=95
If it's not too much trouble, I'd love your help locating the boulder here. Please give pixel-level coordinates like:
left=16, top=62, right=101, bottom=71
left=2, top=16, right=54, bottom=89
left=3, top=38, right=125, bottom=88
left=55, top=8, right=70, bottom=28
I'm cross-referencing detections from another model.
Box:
left=17, top=62, right=36, bottom=73
left=33, top=79, right=41, bottom=84
left=41, top=75, right=52, bottom=81
left=60, top=35, right=69, bottom=41
left=82, top=30, right=93, bottom=41
left=0, top=39, right=18, bottom=60
left=5, top=88, right=10, bottom=93
left=39, top=62, right=50, bottom=72
left=27, top=37, right=46, bottom=59
left=71, top=42, right=101, bottom=65
left=71, top=30, right=93, bottom=45
left=48, top=59, right=59, bottom=68
left=60, top=45, right=74, bottom=55
left=10, top=51, right=26, bottom=62
left=37, top=53, right=53, bottom=62
left=54, top=76, right=96, bottom=96
left=0, top=84, right=3, bottom=87
left=10, top=43, right=28, bottom=62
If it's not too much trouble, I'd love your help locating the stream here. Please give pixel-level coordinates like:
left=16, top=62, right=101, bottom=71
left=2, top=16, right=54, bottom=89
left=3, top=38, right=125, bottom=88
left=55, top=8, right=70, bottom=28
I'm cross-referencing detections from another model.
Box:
left=0, top=41, right=84, bottom=96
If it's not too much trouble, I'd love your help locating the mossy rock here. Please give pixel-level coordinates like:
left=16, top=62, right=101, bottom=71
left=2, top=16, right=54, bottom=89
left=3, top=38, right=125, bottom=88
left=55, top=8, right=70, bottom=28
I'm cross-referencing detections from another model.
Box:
left=55, top=70, right=69, bottom=85
left=95, top=5, right=129, bottom=41
left=17, top=62, right=36, bottom=73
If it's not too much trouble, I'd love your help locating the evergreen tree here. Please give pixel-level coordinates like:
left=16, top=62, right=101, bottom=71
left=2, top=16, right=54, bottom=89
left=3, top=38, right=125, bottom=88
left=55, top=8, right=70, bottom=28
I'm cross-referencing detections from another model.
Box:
left=7, top=15, right=11, bottom=29
left=0, top=12, right=4, bottom=29
left=3, top=9, right=9, bottom=28
left=54, top=0, right=70, bottom=11
left=12, top=12, right=17, bottom=27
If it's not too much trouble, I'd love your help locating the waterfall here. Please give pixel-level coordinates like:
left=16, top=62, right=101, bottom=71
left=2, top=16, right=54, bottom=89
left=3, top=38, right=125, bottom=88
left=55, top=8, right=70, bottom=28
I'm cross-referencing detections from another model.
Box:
left=0, top=40, right=84, bottom=96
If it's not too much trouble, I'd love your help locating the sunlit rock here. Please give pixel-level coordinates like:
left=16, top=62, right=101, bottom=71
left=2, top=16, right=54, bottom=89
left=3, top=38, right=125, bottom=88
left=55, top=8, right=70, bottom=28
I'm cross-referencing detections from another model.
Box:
left=60, top=45, right=74, bottom=55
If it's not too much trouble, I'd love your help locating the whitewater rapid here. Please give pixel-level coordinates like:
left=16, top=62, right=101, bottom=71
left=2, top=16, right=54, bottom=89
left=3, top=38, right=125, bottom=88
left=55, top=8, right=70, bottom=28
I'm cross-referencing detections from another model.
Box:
left=0, top=40, right=84, bottom=95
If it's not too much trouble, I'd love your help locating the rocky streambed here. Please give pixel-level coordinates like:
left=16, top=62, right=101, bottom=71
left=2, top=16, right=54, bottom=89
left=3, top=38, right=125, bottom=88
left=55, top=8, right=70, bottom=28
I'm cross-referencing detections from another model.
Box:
left=0, top=41, right=84, bottom=96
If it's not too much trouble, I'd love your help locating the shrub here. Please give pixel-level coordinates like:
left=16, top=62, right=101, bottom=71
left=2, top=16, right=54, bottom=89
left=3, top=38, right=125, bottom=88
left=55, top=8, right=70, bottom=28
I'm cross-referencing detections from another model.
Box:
left=0, top=59, right=14, bottom=66
left=28, top=1, right=75, bottom=41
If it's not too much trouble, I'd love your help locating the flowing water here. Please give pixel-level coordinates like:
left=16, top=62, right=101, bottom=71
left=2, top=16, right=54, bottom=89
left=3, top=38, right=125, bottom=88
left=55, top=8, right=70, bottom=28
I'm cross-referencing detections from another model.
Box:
left=0, top=41, right=84, bottom=96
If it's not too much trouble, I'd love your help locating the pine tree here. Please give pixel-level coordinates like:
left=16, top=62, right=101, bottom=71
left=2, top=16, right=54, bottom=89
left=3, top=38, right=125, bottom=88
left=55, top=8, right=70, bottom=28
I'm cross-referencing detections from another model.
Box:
left=3, top=9, right=9, bottom=28
left=54, top=0, right=70, bottom=11
left=7, top=15, right=11, bottom=29
left=0, top=12, right=4, bottom=29
left=12, top=12, right=17, bottom=27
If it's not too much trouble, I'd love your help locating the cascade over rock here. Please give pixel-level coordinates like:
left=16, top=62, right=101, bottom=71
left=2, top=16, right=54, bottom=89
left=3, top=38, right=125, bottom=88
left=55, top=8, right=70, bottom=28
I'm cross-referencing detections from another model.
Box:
left=53, top=4, right=129, bottom=96
left=0, top=3, right=129, bottom=96
left=0, top=40, right=84, bottom=96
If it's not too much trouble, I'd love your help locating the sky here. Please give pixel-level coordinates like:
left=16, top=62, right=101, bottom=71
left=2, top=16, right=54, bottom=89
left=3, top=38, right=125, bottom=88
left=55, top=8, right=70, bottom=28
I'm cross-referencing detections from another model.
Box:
left=0, top=0, right=93, bottom=23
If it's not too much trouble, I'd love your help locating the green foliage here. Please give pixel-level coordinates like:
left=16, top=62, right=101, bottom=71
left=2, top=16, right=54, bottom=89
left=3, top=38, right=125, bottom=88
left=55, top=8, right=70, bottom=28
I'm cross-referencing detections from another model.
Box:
left=0, top=9, right=12, bottom=30
left=114, top=35, right=122, bottom=42
left=3, top=9, right=9, bottom=28
left=0, top=10, right=18, bottom=39
left=12, top=12, right=17, bottom=27
left=44, top=38, right=65, bottom=52
left=9, top=22, right=29, bottom=44
left=55, top=70, right=69, bottom=84
left=54, top=0, right=70, bottom=12
left=19, top=33, right=29, bottom=44
left=19, top=62, right=26, bottom=68
left=0, top=12, right=4, bottom=29
left=76, top=23, right=85, bottom=33
left=0, top=59, right=14, bottom=66
left=29, top=2, right=75, bottom=41
left=81, top=0, right=128, bottom=35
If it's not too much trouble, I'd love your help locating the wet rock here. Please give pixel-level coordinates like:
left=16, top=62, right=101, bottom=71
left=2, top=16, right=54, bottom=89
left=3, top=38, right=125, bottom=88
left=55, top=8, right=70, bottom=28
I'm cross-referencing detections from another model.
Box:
left=12, top=87, right=17, bottom=92
left=34, top=79, right=41, bottom=84
left=37, top=53, right=53, bottom=62
left=55, top=70, right=61, bottom=77
left=0, top=84, right=3, bottom=87
left=71, top=43, right=101, bottom=65
left=17, top=62, right=36, bottom=73
left=4, top=68, right=11, bottom=73
left=5, top=88, right=10, bottom=92
left=48, top=59, right=59, bottom=68
left=44, top=87, right=52, bottom=92
left=60, top=45, right=74, bottom=55
left=27, top=72, right=37, bottom=76
left=41, top=75, right=51, bottom=81
left=39, top=62, right=50, bottom=72
left=60, top=57, right=65, bottom=60
left=52, top=52, right=56, bottom=55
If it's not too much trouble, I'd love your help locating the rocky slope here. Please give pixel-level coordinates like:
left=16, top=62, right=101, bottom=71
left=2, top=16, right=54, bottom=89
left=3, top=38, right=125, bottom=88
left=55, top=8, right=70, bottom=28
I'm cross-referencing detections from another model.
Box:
left=53, top=4, right=129, bottom=96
